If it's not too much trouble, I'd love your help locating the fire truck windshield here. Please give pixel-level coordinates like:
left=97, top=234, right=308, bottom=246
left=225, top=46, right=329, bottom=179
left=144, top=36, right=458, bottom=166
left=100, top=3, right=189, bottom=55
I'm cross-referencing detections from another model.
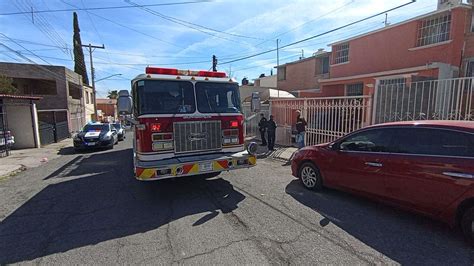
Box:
left=137, top=80, right=195, bottom=115
left=195, top=82, right=241, bottom=113
left=136, top=80, right=241, bottom=115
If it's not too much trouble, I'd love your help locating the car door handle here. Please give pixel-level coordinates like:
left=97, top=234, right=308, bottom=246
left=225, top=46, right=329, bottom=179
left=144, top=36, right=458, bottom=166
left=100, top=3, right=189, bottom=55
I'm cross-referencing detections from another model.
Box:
left=365, top=162, right=383, bottom=167
left=442, top=172, right=474, bottom=179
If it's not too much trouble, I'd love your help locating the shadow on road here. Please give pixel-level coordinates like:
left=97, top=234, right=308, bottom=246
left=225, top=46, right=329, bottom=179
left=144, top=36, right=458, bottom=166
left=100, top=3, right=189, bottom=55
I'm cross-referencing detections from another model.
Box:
left=285, top=180, right=474, bottom=264
left=0, top=148, right=245, bottom=264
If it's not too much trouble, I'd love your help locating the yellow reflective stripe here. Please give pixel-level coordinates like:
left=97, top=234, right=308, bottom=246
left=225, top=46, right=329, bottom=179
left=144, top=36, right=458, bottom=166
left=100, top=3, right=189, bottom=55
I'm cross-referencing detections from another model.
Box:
left=213, top=161, right=225, bottom=171
left=189, top=163, right=199, bottom=174
left=140, top=169, right=155, bottom=179
left=248, top=156, right=257, bottom=165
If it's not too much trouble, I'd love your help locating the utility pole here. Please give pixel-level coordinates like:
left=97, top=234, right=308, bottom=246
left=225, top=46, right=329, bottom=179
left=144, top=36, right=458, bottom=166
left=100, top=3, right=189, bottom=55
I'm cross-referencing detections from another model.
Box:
left=212, top=55, right=217, bottom=72
left=82, top=43, right=105, bottom=120
left=276, top=39, right=280, bottom=67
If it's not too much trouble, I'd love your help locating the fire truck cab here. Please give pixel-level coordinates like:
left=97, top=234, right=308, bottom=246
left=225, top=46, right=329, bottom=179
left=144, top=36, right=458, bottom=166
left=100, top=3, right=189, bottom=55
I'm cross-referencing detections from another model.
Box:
left=118, top=67, right=257, bottom=181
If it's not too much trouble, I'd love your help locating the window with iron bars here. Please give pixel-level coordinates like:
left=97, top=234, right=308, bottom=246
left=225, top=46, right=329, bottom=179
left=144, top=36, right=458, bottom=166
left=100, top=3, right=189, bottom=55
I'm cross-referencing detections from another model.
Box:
left=333, top=43, right=349, bottom=64
left=346, top=83, right=363, bottom=96
left=416, top=13, right=451, bottom=47
left=379, top=78, right=406, bottom=86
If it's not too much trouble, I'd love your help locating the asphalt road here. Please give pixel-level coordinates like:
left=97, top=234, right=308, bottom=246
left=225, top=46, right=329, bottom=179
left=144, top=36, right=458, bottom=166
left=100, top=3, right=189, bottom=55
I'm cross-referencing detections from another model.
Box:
left=1, top=133, right=473, bottom=265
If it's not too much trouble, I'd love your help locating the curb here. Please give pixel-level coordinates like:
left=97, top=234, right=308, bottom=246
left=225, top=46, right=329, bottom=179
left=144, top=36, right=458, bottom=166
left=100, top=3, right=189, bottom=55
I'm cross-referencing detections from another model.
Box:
left=0, top=164, right=27, bottom=181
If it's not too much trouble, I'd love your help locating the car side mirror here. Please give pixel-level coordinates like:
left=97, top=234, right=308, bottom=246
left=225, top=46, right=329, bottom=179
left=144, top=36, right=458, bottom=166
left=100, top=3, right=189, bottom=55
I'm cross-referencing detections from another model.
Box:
left=328, top=142, right=339, bottom=151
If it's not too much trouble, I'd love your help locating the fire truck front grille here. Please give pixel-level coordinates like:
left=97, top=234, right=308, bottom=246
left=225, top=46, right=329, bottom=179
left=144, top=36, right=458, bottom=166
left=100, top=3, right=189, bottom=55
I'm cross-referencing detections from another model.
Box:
left=174, top=120, right=222, bottom=154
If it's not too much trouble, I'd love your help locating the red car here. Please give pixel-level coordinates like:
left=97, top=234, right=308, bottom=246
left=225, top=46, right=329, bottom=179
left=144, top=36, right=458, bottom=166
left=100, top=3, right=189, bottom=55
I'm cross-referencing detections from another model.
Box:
left=291, top=120, right=474, bottom=244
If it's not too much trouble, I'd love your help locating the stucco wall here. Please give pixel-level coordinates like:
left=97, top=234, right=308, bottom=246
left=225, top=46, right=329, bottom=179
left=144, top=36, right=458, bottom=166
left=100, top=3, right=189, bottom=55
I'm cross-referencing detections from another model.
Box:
left=5, top=102, right=35, bottom=149
left=329, top=7, right=468, bottom=78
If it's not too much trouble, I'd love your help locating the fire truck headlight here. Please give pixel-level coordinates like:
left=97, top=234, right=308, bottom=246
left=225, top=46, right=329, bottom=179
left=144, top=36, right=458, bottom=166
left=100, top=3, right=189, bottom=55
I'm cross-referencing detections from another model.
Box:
left=247, top=142, right=258, bottom=155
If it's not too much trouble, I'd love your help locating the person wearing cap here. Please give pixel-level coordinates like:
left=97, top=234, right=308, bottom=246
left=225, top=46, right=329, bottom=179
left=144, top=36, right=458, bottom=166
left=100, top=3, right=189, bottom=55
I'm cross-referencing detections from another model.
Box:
left=267, top=115, right=277, bottom=151
left=295, top=110, right=307, bottom=149
left=258, top=113, right=268, bottom=146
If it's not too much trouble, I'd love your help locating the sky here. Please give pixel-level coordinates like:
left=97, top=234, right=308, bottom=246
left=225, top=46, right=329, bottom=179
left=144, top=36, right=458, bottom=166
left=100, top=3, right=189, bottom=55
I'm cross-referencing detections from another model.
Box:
left=0, top=0, right=440, bottom=98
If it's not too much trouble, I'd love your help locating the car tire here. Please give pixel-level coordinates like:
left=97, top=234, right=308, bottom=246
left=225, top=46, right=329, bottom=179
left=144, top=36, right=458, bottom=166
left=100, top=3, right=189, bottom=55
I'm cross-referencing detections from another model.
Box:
left=298, top=162, right=323, bottom=191
left=461, top=207, right=474, bottom=245
left=108, top=142, right=114, bottom=150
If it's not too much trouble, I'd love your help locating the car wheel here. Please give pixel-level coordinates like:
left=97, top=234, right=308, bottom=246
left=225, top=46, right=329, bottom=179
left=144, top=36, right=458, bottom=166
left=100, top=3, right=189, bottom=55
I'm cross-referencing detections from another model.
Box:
left=299, top=162, right=322, bottom=191
left=461, top=207, right=474, bottom=245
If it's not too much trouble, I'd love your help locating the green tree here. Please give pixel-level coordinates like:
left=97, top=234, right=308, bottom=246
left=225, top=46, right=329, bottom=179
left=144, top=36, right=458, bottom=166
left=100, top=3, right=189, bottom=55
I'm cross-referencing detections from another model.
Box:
left=0, top=74, right=17, bottom=95
left=107, top=90, right=118, bottom=99
left=73, top=12, right=89, bottom=85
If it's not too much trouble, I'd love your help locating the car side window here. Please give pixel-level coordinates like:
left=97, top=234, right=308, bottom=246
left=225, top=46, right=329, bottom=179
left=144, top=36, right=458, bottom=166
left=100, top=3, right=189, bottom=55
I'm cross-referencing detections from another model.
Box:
left=339, top=129, right=394, bottom=152
left=392, top=128, right=474, bottom=158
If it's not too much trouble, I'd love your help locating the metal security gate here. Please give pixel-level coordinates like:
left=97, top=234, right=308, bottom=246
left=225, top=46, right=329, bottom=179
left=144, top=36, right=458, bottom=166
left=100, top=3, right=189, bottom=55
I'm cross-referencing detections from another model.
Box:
left=38, top=110, right=70, bottom=145
left=0, top=101, right=10, bottom=157
left=271, top=96, right=372, bottom=146
left=39, top=121, right=55, bottom=145
left=374, top=77, right=474, bottom=123
left=242, top=103, right=270, bottom=140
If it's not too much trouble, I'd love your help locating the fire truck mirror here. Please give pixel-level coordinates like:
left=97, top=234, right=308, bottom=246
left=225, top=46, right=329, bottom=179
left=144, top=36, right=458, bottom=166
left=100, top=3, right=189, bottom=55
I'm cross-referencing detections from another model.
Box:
left=117, top=90, right=133, bottom=115
left=251, top=92, right=261, bottom=113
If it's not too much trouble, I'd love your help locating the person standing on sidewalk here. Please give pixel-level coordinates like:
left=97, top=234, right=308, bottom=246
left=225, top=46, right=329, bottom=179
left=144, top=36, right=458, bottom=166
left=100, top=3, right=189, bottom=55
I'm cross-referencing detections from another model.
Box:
left=267, top=115, right=277, bottom=151
left=258, top=113, right=267, bottom=146
left=295, top=110, right=307, bottom=149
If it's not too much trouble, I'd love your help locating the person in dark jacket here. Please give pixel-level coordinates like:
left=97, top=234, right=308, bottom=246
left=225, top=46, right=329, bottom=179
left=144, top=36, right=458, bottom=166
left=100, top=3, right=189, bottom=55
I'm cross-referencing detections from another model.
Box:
left=295, top=110, right=307, bottom=149
left=258, top=113, right=267, bottom=146
left=267, top=115, right=277, bottom=151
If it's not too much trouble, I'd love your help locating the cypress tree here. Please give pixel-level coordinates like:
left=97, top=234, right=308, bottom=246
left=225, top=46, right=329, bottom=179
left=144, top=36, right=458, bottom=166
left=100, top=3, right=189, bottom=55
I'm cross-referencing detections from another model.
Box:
left=73, top=12, right=89, bottom=85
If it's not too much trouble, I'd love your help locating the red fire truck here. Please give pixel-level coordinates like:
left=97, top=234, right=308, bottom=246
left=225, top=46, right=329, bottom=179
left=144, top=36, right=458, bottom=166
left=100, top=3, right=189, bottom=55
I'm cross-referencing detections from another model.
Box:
left=117, top=67, right=257, bottom=181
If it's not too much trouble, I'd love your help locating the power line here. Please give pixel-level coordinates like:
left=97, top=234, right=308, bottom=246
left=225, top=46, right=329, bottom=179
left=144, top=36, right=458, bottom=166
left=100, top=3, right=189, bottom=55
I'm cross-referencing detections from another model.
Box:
left=59, top=0, right=189, bottom=51
left=125, top=0, right=265, bottom=41
left=0, top=1, right=214, bottom=16
left=254, top=0, right=355, bottom=48
left=13, top=0, right=71, bottom=57
left=124, top=0, right=263, bottom=45
left=219, top=1, right=416, bottom=65
left=0, top=33, right=52, bottom=65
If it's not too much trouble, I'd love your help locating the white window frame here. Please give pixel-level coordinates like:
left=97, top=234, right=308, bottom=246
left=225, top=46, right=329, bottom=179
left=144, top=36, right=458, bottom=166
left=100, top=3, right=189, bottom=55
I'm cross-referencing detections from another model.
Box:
left=333, top=43, right=349, bottom=65
left=416, top=12, right=451, bottom=47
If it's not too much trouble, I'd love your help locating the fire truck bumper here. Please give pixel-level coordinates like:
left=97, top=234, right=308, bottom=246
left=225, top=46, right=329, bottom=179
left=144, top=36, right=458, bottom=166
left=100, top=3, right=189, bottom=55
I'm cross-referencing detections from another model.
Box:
left=134, top=151, right=257, bottom=181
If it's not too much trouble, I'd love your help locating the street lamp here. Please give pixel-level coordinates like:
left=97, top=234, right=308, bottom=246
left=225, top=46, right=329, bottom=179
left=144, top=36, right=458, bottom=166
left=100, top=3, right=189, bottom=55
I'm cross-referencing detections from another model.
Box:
left=95, top=73, right=122, bottom=83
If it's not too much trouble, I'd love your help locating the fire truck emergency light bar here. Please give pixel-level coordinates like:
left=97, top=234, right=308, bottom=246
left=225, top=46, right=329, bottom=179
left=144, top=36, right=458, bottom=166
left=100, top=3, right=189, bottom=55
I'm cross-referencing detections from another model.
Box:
left=145, top=67, right=227, bottom=78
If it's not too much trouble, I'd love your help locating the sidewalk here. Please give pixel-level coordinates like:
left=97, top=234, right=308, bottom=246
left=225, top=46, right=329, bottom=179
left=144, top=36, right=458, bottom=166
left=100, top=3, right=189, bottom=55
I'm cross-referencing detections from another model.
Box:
left=0, top=138, right=73, bottom=179
left=250, top=138, right=298, bottom=162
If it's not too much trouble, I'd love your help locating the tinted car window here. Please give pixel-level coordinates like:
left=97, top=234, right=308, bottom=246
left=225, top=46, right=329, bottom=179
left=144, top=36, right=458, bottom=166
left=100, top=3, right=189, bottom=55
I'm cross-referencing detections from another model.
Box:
left=339, top=128, right=394, bottom=152
left=392, top=128, right=474, bottom=157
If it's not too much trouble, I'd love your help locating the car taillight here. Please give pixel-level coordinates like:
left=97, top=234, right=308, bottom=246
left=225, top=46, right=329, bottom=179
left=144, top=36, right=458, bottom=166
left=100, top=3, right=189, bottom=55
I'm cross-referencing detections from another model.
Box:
left=230, top=120, right=238, bottom=128
left=222, top=129, right=239, bottom=145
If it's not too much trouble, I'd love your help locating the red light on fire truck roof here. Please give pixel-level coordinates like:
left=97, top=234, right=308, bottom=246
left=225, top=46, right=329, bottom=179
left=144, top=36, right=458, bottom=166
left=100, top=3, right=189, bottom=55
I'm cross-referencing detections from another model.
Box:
left=145, top=67, right=227, bottom=78
left=198, top=71, right=227, bottom=78
left=150, top=123, right=161, bottom=132
left=146, top=67, right=178, bottom=75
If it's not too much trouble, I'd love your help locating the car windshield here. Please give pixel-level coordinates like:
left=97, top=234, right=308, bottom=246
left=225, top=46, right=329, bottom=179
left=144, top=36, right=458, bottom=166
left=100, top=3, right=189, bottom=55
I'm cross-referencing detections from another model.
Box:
left=195, top=82, right=241, bottom=113
left=112, top=124, right=121, bottom=130
left=137, top=80, right=195, bottom=115
left=83, top=124, right=108, bottom=132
